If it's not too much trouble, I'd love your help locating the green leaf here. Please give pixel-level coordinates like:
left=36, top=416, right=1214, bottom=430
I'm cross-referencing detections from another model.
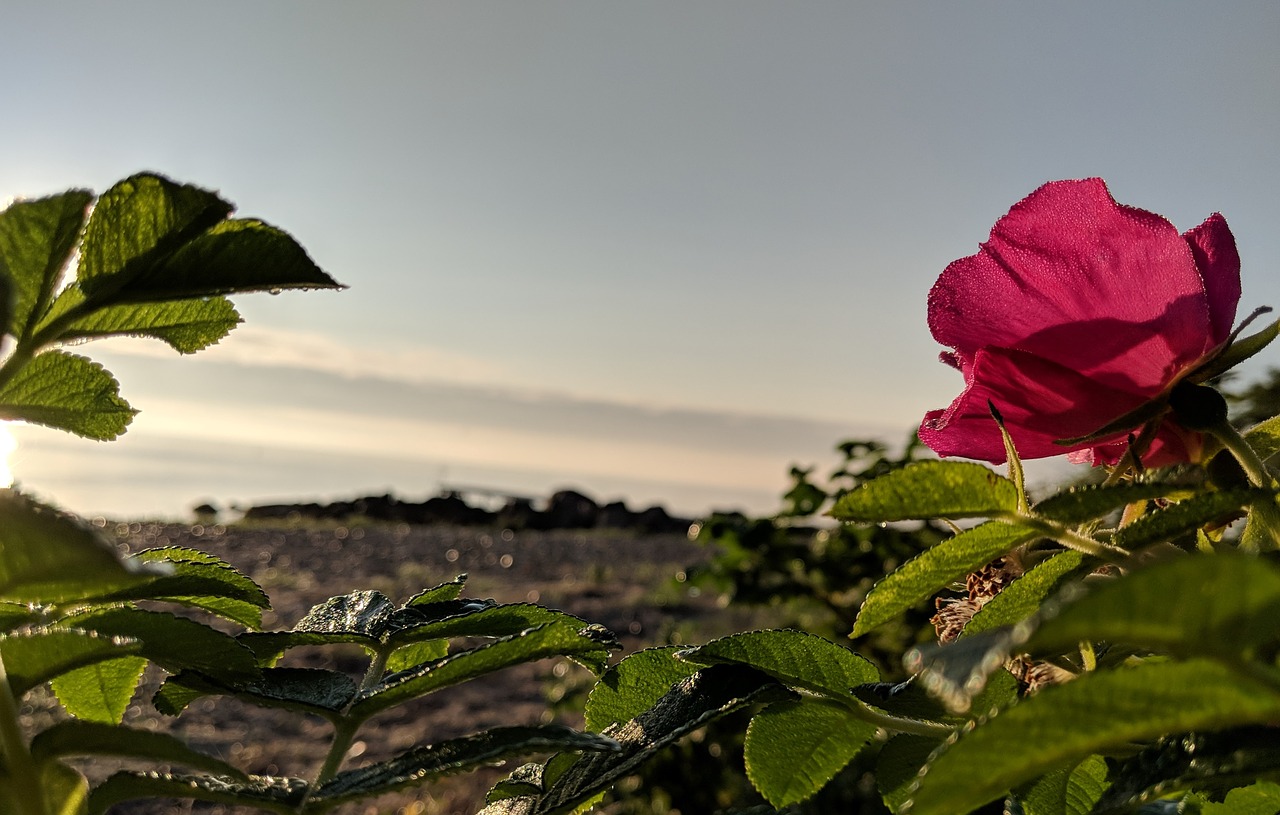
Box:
left=153, top=667, right=356, bottom=719
left=1110, top=489, right=1268, bottom=551
left=387, top=604, right=611, bottom=652
left=744, top=698, right=878, bottom=808
left=40, top=761, right=90, bottom=815
left=240, top=590, right=398, bottom=662
left=0, top=351, right=135, bottom=440
left=1194, top=314, right=1280, bottom=382
left=87, top=772, right=306, bottom=815
left=109, top=547, right=270, bottom=629
left=479, top=665, right=789, bottom=815
left=116, top=218, right=342, bottom=302
left=907, top=659, right=1280, bottom=815
left=55, top=291, right=241, bottom=354
left=77, top=173, right=232, bottom=304
left=406, top=574, right=468, bottom=606
left=385, top=639, right=449, bottom=674
left=0, top=190, right=92, bottom=339
left=1017, top=754, right=1107, bottom=815
left=1025, top=553, right=1280, bottom=659
left=584, top=647, right=701, bottom=732
left=962, top=551, right=1086, bottom=638
left=353, top=624, right=614, bottom=720
left=679, top=629, right=879, bottom=699
left=0, top=627, right=142, bottom=696
left=830, top=461, right=1020, bottom=523
left=56, top=607, right=260, bottom=684
left=30, top=720, right=248, bottom=780
left=50, top=656, right=146, bottom=724
left=877, top=734, right=941, bottom=813
left=1032, top=483, right=1192, bottom=524
left=1201, top=781, right=1280, bottom=815
left=852, top=521, right=1040, bottom=637
left=0, top=489, right=160, bottom=603
left=313, top=726, right=619, bottom=806
left=1243, top=414, right=1280, bottom=463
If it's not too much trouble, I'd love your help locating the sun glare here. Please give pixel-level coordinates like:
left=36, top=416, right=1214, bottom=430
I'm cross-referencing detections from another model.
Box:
left=0, top=425, right=15, bottom=488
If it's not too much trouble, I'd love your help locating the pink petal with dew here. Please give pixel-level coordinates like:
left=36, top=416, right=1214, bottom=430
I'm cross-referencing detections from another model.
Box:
left=1182, top=212, right=1241, bottom=346
left=920, top=346, right=1152, bottom=464
left=928, top=179, right=1219, bottom=394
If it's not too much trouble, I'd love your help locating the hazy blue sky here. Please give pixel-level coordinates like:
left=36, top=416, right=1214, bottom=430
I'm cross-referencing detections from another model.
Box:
left=4, top=2, right=1280, bottom=518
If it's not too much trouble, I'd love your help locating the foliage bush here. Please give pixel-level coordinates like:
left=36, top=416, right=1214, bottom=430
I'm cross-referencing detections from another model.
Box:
left=6, top=174, right=1280, bottom=815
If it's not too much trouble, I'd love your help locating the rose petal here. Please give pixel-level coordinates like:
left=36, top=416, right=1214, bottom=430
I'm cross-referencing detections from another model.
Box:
left=920, top=346, right=1151, bottom=464
left=928, top=179, right=1218, bottom=396
left=1182, top=212, right=1241, bottom=346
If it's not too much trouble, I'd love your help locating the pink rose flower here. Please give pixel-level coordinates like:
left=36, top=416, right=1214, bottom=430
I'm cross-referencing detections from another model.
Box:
left=920, top=178, right=1241, bottom=466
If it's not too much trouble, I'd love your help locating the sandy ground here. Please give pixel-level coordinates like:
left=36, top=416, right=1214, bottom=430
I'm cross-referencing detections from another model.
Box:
left=21, top=520, right=757, bottom=815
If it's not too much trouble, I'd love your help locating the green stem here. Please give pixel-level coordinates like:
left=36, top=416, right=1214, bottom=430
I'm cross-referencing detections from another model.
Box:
left=1021, top=518, right=1128, bottom=561
left=1208, top=420, right=1280, bottom=552
left=0, top=655, right=48, bottom=815
left=841, top=696, right=954, bottom=739
left=300, top=647, right=391, bottom=812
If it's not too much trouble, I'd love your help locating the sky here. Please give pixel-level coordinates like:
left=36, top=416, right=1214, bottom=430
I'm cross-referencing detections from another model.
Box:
left=3, top=2, right=1280, bottom=520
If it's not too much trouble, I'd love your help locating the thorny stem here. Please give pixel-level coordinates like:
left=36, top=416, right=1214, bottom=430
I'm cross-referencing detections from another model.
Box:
left=0, top=654, right=48, bottom=815
left=1208, top=420, right=1280, bottom=552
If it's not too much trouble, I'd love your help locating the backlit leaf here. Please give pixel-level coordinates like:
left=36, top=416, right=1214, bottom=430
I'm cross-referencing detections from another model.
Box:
left=0, top=628, right=142, bottom=696
left=831, top=461, right=1020, bottom=523
left=354, top=624, right=615, bottom=719
left=1032, top=483, right=1191, bottom=524
left=1200, top=781, right=1280, bottom=815
left=0, top=190, right=92, bottom=339
left=56, top=291, right=241, bottom=354
left=852, top=521, right=1040, bottom=637
left=77, top=173, right=231, bottom=303
left=51, top=656, right=146, bottom=724
left=0, top=351, right=135, bottom=439
left=117, top=218, right=342, bottom=302
left=406, top=574, right=468, bottom=606
left=56, top=607, right=260, bottom=683
left=908, top=660, right=1280, bottom=815
left=962, top=550, right=1085, bottom=638
left=0, top=489, right=159, bottom=603
left=1110, top=489, right=1267, bottom=551
left=1025, top=553, right=1280, bottom=659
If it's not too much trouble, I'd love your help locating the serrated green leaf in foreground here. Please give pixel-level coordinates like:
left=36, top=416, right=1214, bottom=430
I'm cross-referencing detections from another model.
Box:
left=0, top=489, right=161, bottom=604
left=1015, top=754, right=1107, bottom=815
left=906, top=659, right=1280, bottom=815
left=679, top=629, right=879, bottom=698
left=852, top=521, right=1040, bottom=637
left=57, top=295, right=241, bottom=354
left=1025, top=552, right=1280, bottom=659
left=50, top=655, right=146, bottom=724
left=585, top=646, right=700, bottom=732
left=962, top=550, right=1085, bottom=638
left=0, top=351, right=135, bottom=439
left=831, top=460, right=1019, bottom=523
left=745, top=698, right=878, bottom=808
left=0, top=190, right=91, bottom=339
